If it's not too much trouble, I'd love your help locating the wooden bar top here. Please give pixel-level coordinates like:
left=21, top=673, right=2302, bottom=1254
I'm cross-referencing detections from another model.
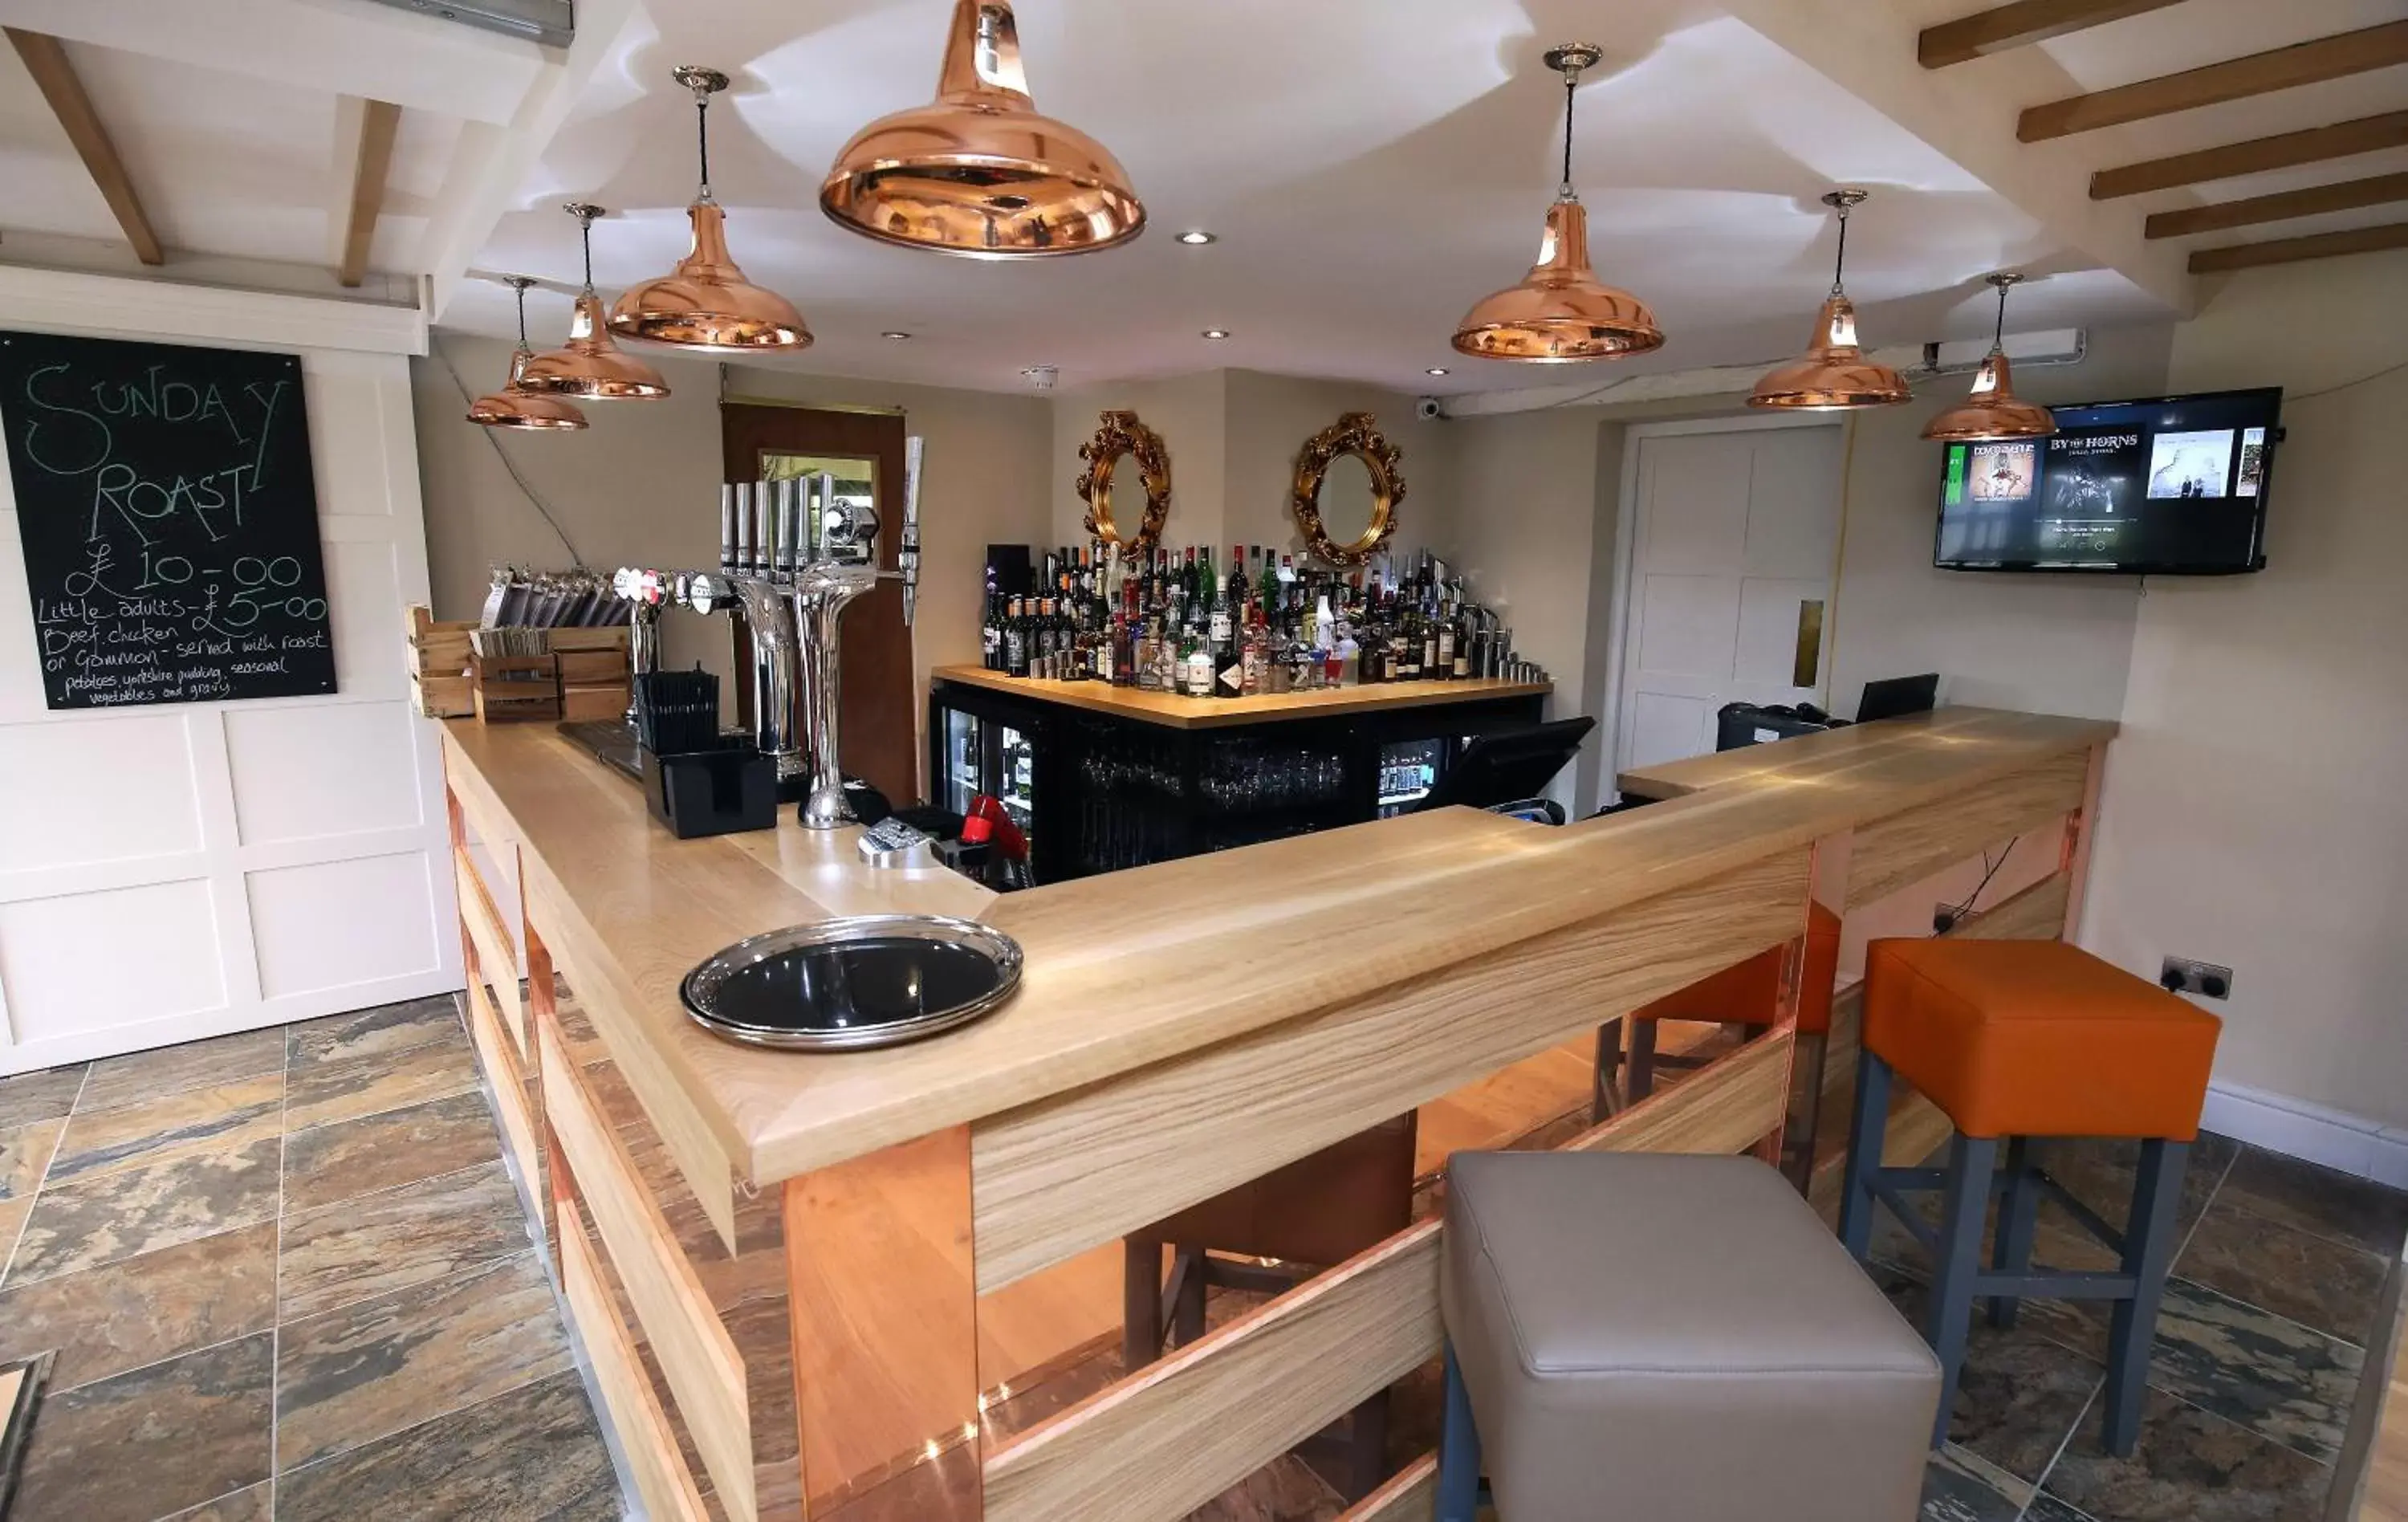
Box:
left=1616, top=706, right=2111, bottom=801
left=441, top=705, right=2113, bottom=1187
left=929, top=663, right=1550, bottom=727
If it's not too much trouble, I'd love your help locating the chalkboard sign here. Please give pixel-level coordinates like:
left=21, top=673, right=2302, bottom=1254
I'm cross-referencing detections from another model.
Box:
left=0, top=330, right=336, bottom=710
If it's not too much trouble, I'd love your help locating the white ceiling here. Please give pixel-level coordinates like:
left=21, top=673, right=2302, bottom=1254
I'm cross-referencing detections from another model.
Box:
left=0, top=0, right=2400, bottom=396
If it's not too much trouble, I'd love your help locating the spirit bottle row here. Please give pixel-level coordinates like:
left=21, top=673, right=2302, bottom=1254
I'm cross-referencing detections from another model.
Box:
left=979, top=545, right=1527, bottom=697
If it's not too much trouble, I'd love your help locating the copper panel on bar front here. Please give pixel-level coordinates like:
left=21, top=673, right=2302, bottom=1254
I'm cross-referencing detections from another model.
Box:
left=785, top=1125, right=983, bottom=1520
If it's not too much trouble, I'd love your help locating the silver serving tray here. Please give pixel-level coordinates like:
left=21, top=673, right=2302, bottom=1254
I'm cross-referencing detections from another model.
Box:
left=680, top=914, right=1023, bottom=1052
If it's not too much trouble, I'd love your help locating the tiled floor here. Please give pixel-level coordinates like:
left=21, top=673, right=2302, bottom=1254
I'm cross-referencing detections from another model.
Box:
left=1869, top=1131, right=2408, bottom=1522
left=0, top=998, right=617, bottom=1522
left=5, top=999, right=2403, bottom=1522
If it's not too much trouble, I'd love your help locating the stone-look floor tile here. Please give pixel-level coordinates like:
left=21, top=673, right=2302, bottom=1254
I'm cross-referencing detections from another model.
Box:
left=283, top=1036, right=478, bottom=1132
left=0, top=1064, right=86, bottom=1129
left=77, top=1028, right=283, bottom=1113
left=2038, top=1388, right=2333, bottom=1522
left=286, top=995, right=462, bottom=1068
left=275, top=1366, right=616, bottom=1521
left=0, top=1116, right=63, bottom=1198
left=10, top=1329, right=274, bottom=1522
left=2148, top=1276, right=2365, bottom=1464
left=6, top=1134, right=281, bottom=1285
left=1921, top=1444, right=2031, bottom=1521
left=1189, top=1452, right=1346, bottom=1522
left=0, top=1195, right=30, bottom=1275
left=154, top=1480, right=272, bottom=1520
left=2215, top=1146, right=2408, bottom=1257
left=1869, top=1263, right=2105, bottom=1483
left=2177, top=1197, right=2390, bottom=1345
left=47, top=1073, right=283, bottom=1186
left=282, top=1090, right=501, bottom=1213
left=279, top=1161, right=527, bottom=1321
left=275, top=1250, right=573, bottom=1471
left=0, top=1221, right=277, bottom=1391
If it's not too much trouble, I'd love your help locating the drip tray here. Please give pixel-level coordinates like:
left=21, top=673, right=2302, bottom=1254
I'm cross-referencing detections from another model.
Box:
left=681, top=915, right=1023, bottom=1051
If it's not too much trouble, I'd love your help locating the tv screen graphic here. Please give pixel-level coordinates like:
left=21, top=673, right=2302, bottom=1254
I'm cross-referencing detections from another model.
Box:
left=1934, top=387, right=2280, bottom=575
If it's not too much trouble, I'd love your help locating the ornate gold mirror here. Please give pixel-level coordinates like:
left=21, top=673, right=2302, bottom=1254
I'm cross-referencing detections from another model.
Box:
left=1076, top=409, right=1172, bottom=554
left=1292, top=412, right=1403, bottom=566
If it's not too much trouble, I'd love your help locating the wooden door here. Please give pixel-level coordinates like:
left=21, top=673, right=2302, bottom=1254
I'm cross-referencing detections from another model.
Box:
left=720, top=404, right=918, bottom=806
left=1614, top=423, right=1844, bottom=775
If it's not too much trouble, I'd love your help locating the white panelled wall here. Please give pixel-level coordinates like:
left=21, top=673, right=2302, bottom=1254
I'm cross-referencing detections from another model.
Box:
left=0, top=268, right=454, bottom=1073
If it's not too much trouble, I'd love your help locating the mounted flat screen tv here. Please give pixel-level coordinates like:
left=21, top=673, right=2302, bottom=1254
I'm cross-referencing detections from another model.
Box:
left=1934, top=387, right=2281, bottom=575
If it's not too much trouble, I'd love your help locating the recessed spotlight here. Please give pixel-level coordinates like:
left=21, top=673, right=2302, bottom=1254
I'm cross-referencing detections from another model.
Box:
left=1202, top=328, right=1230, bottom=340
left=1426, top=367, right=1450, bottom=376
left=1177, top=230, right=1217, bottom=246
left=881, top=331, right=911, bottom=340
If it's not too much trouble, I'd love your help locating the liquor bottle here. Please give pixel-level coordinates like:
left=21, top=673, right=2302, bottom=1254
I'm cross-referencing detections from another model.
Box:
left=1180, top=619, right=1211, bottom=698
left=1435, top=599, right=1457, bottom=681
left=1004, top=596, right=1030, bottom=678
left=981, top=567, right=1003, bottom=669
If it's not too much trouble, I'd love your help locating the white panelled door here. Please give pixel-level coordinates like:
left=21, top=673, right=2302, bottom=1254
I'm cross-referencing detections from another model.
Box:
left=0, top=275, right=454, bottom=1073
left=1613, top=423, right=1845, bottom=776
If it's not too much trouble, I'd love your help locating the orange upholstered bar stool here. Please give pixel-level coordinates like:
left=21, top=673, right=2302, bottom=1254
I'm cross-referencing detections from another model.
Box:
left=1596, top=902, right=1841, bottom=1167
left=1838, top=938, right=2220, bottom=1455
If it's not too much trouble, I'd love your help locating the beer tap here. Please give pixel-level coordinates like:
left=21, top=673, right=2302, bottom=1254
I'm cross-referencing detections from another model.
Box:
left=791, top=471, right=888, bottom=828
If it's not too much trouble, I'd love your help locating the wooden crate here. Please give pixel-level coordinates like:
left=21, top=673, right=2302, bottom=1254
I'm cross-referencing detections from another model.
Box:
left=405, top=604, right=476, bottom=718
left=474, top=653, right=563, bottom=722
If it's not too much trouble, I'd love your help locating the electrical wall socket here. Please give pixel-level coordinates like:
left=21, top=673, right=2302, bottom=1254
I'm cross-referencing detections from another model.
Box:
left=2161, top=957, right=2233, bottom=999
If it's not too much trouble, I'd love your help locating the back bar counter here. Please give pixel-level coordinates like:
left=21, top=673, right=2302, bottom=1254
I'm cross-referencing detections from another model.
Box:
left=439, top=704, right=2113, bottom=1521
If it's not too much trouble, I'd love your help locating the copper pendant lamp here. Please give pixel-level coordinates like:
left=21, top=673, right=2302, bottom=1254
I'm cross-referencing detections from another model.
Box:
left=519, top=204, right=672, bottom=401
left=1750, top=189, right=1912, bottom=411
left=609, top=68, right=811, bottom=352
left=819, top=0, right=1145, bottom=258
left=1452, top=43, right=1662, bottom=363
left=468, top=276, right=588, bottom=431
left=1921, top=272, right=2056, bottom=442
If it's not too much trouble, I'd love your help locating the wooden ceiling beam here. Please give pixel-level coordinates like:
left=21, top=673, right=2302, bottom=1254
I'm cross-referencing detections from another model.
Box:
left=1919, top=0, right=2186, bottom=70
left=2146, top=171, right=2408, bottom=239
left=4, top=27, right=162, bottom=265
left=337, top=100, right=401, bottom=288
left=2092, top=112, right=2408, bottom=199
left=2020, top=21, right=2408, bottom=141
left=2187, top=221, right=2408, bottom=273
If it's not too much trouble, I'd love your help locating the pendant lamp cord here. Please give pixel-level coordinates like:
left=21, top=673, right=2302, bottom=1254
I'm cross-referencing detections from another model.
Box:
left=1832, top=204, right=1849, bottom=294
left=1993, top=281, right=2008, bottom=349
left=514, top=283, right=528, bottom=347
left=695, top=92, right=714, bottom=202
left=1560, top=71, right=1577, bottom=193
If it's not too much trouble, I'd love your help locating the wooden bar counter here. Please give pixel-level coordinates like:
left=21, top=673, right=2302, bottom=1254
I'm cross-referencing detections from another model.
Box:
left=929, top=663, right=1552, bottom=729
left=439, top=703, right=2115, bottom=1521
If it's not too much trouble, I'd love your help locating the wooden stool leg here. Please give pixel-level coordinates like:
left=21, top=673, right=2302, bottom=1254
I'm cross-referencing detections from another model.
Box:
left=1340, top=1389, right=1389, bottom=1502
left=1989, top=1137, right=2039, bottom=1329
left=1169, top=1245, right=1206, bottom=1347
left=2103, top=1139, right=2188, bottom=1456
left=1838, top=1048, right=1892, bottom=1260
left=1926, top=1133, right=1998, bottom=1449
left=1437, top=1342, right=1482, bottom=1522
left=1628, top=1017, right=1660, bottom=1102
left=1122, top=1237, right=1163, bottom=1370
left=1592, top=1016, right=1625, bottom=1122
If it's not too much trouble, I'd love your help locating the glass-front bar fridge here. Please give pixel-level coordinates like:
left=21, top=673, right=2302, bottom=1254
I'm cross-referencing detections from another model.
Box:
left=928, top=684, right=1058, bottom=879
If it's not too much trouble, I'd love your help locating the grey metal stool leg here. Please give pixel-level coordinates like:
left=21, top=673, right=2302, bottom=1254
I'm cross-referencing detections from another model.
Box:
left=1838, top=1048, right=1892, bottom=1260
left=2102, top=1139, right=2187, bottom=1456
left=1926, top=1133, right=1999, bottom=1448
left=1437, top=1342, right=1482, bottom=1522
left=1989, top=1136, right=2038, bottom=1329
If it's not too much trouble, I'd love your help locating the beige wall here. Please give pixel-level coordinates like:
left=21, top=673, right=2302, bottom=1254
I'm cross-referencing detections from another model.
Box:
left=411, top=334, right=1055, bottom=787
left=2082, top=248, right=2408, bottom=1141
